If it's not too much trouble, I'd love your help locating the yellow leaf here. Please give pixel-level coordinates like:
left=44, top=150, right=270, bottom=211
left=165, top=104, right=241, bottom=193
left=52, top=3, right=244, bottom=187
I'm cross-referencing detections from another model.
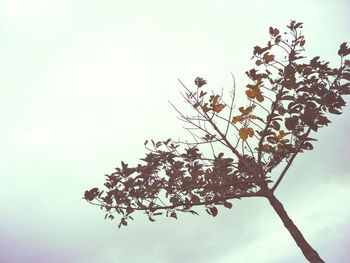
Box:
left=263, top=53, right=275, bottom=63
left=213, top=104, right=225, bottom=113
left=275, top=130, right=289, bottom=140
left=246, top=87, right=264, bottom=102
left=261, top=144, right=271, bottom=152
left=245, top=89, right=256, bottom=99
left=256, top=94, right=264, bottom=102
left=239, top=128, right=248, bottom=141
left=239, top=127, right=254, bottom=141
left=209, top=95, right=219, bottom=104
left=232, top=115, right=245, bottom=124
left=247, top=127, right=254, bottom=137
left=239, top=104, right=256, bottom=115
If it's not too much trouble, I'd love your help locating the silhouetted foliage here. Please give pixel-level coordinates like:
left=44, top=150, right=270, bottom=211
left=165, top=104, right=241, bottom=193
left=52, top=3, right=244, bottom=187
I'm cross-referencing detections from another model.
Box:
left=84, top=21, right=349, bottom=263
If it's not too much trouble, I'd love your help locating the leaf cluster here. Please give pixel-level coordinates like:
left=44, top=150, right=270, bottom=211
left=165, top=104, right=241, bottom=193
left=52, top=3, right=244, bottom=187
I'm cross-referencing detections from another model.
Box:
left=85, top=140, right=257, bottom=228
left=84, top=20, right=350, bottom=228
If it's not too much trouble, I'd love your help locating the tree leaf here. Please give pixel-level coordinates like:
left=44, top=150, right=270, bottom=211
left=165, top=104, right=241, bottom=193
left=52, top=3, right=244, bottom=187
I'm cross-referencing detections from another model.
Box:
left=193, top=102, right=200, bottom=108
left=303, top=142, right=313, bottom=150
left=342, top=73, right=350, bottom=81
left=239, top=127, right=254, bottom=141
left=188, top=210, right=198, bottom=215
left=170, top=211, right=177, bottom=219
left=232, top=115, right=245, bottom=124
left=213, top=104, right=225, bottom=113
left=84, top=188, right=99, bottom=201
left=263, top=53, right=275, bottom=63
left=256, top=60, right=263, bottom=66
left=285, top=116, right=298, bottom=131
left=246, top=87, right=264, bottom=102
left=191, top=194, right=200, bottom=204
left=281, top=95, right=295, bottom=101
left=223, top=201, right=233, bottom=209
left=208, top=206, right=218, bottom=217
left=239, top=105, right=256, bottom=115
left=275, top=130, right=288, bottom=140
left=256, top=94, right=264, bottom=102
left=239, top=128, right=247, bottom=141
left=271, top=121, right=280, bottom=130
left=338, top=42, right=350, bottom=57
left=199, top=91, right=207, bottom=98
left=194, top=77, right=207, bottom=87
left=261, top=144, right=271, bottom=152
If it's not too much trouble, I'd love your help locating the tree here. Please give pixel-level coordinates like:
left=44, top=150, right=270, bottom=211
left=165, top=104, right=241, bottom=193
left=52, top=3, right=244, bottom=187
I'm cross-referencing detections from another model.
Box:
left=84, top=21, right=350, bottom=263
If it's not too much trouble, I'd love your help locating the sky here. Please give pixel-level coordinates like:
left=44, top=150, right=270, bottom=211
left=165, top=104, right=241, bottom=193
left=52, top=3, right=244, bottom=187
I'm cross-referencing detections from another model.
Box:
left=0, top=0, right=349, bottom=262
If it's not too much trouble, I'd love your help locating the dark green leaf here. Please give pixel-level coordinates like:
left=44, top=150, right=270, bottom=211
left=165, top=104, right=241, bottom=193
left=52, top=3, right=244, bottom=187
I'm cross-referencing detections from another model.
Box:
left=285, top=116, right=298, bottom=131
left=188, top=210, right=198, bottom=215
left=210, top=206, right=218, bottom=217
left=191, top=194, right=200, bottom=204
left=195, top=77, right=207, bottom=88
left=338, top=42, right=350, bottom=57
left=223, top=201, right=233, bottom=209
left=84, top=188, right=99, bottom=201
left=281, top=95, right=295, bottom=101
left=170, top=212, right=177, bottom=219
left=303, top=142, right=313, bottom=150
left=199, top=91, right=207, bottom=97
left=342, top=73, right=350, bottom=81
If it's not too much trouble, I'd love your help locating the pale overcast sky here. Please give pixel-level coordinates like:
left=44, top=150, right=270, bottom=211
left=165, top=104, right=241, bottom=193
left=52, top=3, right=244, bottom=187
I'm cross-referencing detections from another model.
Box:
left=0, top=0, right=349, bottom=263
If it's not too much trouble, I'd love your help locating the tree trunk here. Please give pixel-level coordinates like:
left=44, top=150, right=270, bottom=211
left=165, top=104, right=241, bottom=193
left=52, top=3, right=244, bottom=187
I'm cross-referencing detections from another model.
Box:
left=266, top=193, right=325, bottom=263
